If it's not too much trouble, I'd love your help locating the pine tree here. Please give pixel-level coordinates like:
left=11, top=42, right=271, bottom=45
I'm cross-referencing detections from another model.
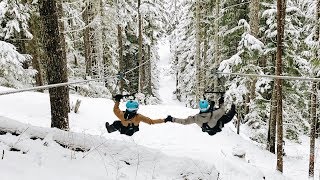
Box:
left=0, top=0, right=35, bottom=88
left=175, top=1, right=197, bottom=106
left=263, top=0, right=311, bottom=144
left=83, top=0, right=103, bottom=77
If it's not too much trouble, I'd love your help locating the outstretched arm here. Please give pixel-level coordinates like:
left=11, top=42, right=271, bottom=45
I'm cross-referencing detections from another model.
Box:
left=172, top=115, right=196, bottom=125
left=138, top=114, right=164, bottom=125
left=113, top=101, right=124, bottom=120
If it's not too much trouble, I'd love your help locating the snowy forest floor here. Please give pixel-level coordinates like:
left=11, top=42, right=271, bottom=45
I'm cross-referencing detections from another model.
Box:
left=0, top=40, right=319, bottom=180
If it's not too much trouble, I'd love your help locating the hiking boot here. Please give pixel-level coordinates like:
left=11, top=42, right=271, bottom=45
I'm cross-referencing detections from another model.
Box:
left=105, top=122, right=117, bottom=133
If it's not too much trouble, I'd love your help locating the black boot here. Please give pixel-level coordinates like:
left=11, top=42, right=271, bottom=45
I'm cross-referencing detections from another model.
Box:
left=105, top=122, right=117, bottom=133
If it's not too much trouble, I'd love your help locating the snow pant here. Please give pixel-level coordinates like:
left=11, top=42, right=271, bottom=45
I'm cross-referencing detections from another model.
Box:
left=111, top=121, right=139, bottom=136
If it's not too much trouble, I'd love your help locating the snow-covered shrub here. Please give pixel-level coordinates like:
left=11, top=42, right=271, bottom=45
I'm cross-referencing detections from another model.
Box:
left=0, top=41, right=35, bottom=88
left=0, top=0, right=32, bottom=40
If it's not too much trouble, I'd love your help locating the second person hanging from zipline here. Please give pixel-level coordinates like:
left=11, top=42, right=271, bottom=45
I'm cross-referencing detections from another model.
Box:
left=105, top=94, right=165, bottom=136
left=164, top=97, right=236, bottom=135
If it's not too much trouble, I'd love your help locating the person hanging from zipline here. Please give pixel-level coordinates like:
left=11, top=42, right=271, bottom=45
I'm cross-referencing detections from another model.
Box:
left=105, top=94, right=165, bottom=136
left=164, top=97, right=236, bottom=135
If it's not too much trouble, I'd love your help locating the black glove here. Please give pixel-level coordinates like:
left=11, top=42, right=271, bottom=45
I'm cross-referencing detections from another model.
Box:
left=114, top=94, right=123, bottom=102
left=230, top=104, right=237, bottom=115
left=218, top=97, right=224, bottom=105
left=164, top=115, right=173, bottom=122
left=231, top=104, right=236, bottom=111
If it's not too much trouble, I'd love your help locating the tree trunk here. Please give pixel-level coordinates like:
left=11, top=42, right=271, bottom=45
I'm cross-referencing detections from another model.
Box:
left=117, top=25, right=124, bottom=93
left=276, top=0, right=286, bottom=172
left=92, top=1, right=103, bottom=77
left=145, top=44, right=152, bottom=94
left=237, top=105, right=241, bottom=134
left=57, top=1, right=67, bottom=68
left=18, top=29, right=28, bottom=69
left=316, top=0, right=320, bottom=140
left=248, top=0, right=260, bottom=100
left=309, top=82, right=317, bottom=177
left=146, top=29, right=153, bottom=95
left=39, top=0, right=70, bottom=130
left=309, top=0, right=319, bottom=176
left=82, top=1, right=103, bottom=77
left=56, top=0, right=70, bottom=112
left=82, top=3, right=92, bottom=76
left=84, top=0, right=103, bottom=78
left=138, top=0, right=144, bottom=93
left=267, top=81, right=277, bottom=153
left=195, top=0, right=201, bottom=103
left=28, top=12, right=44, bottom=91
left=174, top=0, right=180, bottom=100
left=100, top=0, right=111, bottom=89
left=203, top=14, right=209, bottom=90
left=244, top=95, right=250, bottom=114
left=213, top=0, right=220, bottom=99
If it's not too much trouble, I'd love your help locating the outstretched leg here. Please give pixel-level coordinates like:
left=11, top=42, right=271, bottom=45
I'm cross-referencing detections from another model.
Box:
left=220, top=104, right=236, bottom=124
left=105, top=120, right=122, bottom=133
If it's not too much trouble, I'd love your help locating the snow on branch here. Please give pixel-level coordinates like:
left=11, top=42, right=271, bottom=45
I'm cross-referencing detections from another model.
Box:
left=0, top=41, right=26, bottom=65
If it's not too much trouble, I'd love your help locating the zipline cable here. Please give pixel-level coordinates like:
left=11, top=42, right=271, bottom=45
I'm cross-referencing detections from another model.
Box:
left=7, top=60, right=317, bottom=96
left=0, top=76, right=116, bottom=96
left=0, top=59, right=151, bottom=96
left=216, top=72, right=320, bottom=82
left=124, top=59, right=150, bottom=75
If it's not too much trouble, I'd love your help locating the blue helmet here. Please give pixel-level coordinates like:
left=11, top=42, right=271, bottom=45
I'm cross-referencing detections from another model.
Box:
left=126, top=100, right=139, bottom=112
left=199, top=100, right=210, bottom=112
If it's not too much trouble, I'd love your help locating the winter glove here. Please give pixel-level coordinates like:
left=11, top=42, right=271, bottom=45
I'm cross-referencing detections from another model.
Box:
left=218, top=97, right=224, bottom=105
left=114, top=94, right=123, bottom=102
left=230, top=104, right=237, bottom=115
left=231, top=104, right=236, bottom=111
left=164, top=115, right=173, bottom=123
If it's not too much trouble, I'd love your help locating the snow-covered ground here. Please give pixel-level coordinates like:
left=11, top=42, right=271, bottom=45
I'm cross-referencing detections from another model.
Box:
left=158, top=39, right=182, bottom=106
left=0, top=40, right=318, bottom=180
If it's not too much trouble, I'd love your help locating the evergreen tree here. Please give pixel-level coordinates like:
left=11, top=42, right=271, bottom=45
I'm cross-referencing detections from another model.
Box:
left=0, top=0, right=35, bottom=88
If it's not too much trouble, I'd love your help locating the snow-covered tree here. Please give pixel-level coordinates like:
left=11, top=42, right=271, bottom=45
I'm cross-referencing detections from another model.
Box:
left=0, top=41, right=35, bottom=88
left=0, top=0, right=35, bottom=88
left=0, top=0, right=32, bottom=40
left=170, top=0, right=197, bottom=107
